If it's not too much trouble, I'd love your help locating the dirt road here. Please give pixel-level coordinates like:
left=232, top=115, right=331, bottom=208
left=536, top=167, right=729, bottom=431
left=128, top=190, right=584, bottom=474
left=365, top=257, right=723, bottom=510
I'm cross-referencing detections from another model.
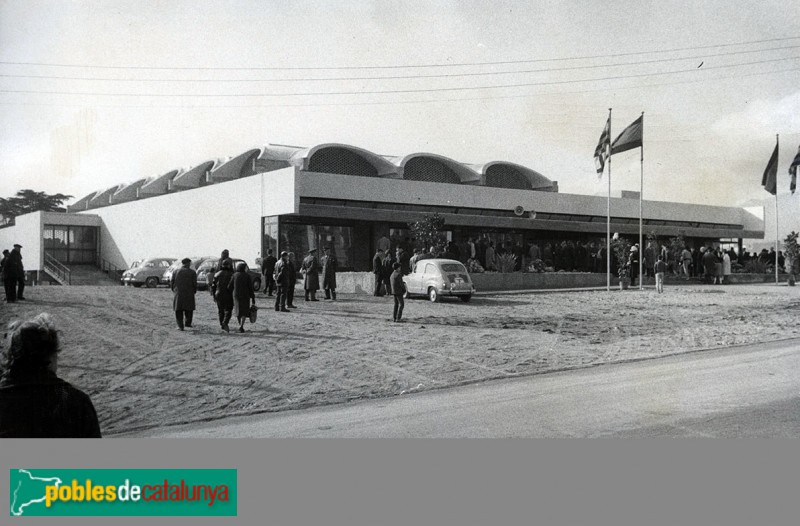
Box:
left=2, top=283, right=798, bottom=435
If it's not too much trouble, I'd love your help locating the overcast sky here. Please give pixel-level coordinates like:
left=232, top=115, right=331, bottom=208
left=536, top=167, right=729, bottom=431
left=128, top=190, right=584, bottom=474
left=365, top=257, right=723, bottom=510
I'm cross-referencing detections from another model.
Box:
left=1, top=0, right=799, bottom=212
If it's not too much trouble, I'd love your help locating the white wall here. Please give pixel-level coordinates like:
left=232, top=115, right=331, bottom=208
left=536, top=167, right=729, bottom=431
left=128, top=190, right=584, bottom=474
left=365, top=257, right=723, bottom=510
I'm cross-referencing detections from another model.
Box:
left=298, top=172, right=765, bottom=237
left=80, top=168, right=296, bottom=269
left=0, top=212, right=42, bottom=270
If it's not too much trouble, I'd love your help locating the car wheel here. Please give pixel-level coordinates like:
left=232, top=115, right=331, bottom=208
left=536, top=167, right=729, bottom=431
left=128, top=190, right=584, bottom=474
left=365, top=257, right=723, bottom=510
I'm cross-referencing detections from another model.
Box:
left=460, top=295, right=472, bottom=303
left=253, top=278, right=262, bottom=291
left=145, top=277, right=158, bottom=288
left=428, top=287, right=440, bottom=302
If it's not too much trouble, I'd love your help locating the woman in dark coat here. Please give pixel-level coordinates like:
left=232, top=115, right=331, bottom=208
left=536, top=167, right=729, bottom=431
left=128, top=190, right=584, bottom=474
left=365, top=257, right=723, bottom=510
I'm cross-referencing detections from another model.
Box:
left=228, top=262, right=255, bottom=333
left=321, top=246, right=338, bottom=300
left=171, top=258, right=197, bottom=330
left=211, top=259, right=234, bottom=332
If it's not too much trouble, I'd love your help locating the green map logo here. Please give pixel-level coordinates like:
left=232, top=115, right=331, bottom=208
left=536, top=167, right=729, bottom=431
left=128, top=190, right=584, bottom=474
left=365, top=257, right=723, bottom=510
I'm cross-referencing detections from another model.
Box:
left=9, top=469, right=237, bottom=516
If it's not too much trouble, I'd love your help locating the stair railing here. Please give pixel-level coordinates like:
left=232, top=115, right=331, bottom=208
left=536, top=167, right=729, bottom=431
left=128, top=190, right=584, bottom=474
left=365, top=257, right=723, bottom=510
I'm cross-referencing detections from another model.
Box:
left=43, top=252, right=71, bottom=285
left=100, top=258, right=125, bottom=281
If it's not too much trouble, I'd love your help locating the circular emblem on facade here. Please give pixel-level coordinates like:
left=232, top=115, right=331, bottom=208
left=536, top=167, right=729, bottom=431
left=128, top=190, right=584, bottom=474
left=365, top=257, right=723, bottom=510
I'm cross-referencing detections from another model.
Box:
left=513, top=206, right=525, bottom=216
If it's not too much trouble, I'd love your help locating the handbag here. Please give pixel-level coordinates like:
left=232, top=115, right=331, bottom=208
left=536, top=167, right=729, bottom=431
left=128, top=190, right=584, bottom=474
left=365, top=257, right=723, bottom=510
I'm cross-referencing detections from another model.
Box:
left=248, top=304, right=258, bottom=323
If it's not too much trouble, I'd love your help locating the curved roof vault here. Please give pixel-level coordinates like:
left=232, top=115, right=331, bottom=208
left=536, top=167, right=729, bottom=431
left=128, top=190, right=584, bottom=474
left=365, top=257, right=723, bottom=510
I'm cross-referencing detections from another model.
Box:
left=478, top=162, right=556, bottom=191
left=210, top=149, right=262, bottom=182
left=66, top=191, right=98, bottom=212
left=110, top=178, right=148, bottom=204
left=171, top=160, right=221, bottom=189
left=138, top=169, right=183, bottom=196
left=255, top=144, right=301, bottom=173
left=87, top=184, right=125, bottom=209
left=294, top=143, right=399, bottom=178
left=397, top=153, right=482, bottom=185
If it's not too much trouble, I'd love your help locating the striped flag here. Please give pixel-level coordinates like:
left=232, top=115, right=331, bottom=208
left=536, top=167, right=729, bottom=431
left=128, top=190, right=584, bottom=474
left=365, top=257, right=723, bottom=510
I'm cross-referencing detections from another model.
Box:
left=594, top=117, right=610, bottom=176
left=761, top=139, right=778, bottom=195
left=611, top=116, right=643, bottom=155
left=790, top=143, right=800, bottom=194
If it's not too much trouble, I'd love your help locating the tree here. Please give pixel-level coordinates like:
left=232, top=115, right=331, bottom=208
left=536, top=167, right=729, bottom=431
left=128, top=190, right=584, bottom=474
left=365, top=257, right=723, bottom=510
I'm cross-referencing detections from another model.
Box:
left=0, top=189, right=73, bottom=225
left=408, top=213, right=446, bottom=251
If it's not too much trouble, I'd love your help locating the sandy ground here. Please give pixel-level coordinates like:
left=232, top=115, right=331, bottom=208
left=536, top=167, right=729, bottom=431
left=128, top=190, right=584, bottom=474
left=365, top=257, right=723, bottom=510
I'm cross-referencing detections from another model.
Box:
left=1, top=283, right=799, bottom=435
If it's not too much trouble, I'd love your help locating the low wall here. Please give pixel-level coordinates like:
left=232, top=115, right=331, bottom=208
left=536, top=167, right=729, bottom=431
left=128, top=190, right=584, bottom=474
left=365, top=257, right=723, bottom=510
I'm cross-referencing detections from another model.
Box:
left=333, top=271, right=795, bottom=294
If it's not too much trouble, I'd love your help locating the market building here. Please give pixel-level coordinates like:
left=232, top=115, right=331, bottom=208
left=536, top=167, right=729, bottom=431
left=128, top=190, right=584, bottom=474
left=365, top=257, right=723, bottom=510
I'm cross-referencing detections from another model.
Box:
left=0, top=142, right=764, bottom=287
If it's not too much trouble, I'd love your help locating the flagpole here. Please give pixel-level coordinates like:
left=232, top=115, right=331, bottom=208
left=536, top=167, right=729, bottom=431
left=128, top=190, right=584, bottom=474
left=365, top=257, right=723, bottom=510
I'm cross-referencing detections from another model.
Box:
left=607, top=108, right=612, bottom=292
left=775, top=134, right=780, bottom=285
left=639, top=112, right=644, bottom=290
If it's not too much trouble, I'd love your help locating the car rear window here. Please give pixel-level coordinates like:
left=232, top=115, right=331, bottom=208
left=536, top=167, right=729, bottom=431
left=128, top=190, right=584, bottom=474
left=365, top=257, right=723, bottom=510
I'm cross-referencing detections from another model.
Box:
left=441, top=263, right=467, bottom=272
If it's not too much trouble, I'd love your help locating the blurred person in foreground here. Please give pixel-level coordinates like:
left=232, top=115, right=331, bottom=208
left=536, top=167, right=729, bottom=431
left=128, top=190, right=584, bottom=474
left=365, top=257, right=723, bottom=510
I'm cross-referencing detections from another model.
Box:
left=0, top=313, right=101, bottom=438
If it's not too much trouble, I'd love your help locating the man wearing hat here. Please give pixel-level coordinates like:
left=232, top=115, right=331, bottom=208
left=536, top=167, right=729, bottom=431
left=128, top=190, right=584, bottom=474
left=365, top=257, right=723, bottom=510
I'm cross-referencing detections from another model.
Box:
left=273, top=251, right=290, bottom=312
left=171, top=257, right=197, bottom=330
left=320, top=246, right=338, bottom=300
left=4, top=244, right=24, bottom=302
left=301, top=248, right=320, bottom=301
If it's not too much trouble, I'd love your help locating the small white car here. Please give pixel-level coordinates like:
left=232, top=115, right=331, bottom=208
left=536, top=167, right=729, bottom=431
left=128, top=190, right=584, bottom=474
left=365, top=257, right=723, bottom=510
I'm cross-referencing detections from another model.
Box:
left=403, top=258, right=475, bottom=302
left=121, top=257, right=176, bottom=288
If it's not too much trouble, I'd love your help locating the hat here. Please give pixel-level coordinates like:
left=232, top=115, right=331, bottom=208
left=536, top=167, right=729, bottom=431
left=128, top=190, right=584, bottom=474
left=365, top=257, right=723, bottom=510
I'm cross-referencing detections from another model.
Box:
left=221, top=259, right=233, bottom=269
left=181, top=257, right=192, bottom=264
left=630, top=246, right=638, bottom=252
left=13, top=244, right=22, bottom=248
left=280, top=251, right=288, bottom=257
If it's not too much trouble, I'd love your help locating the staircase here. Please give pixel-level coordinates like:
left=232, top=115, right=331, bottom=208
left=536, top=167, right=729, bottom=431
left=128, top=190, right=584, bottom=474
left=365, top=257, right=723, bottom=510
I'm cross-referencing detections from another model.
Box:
left=67, top=265, right=122, bottom=286
left=41, top=253, right=121, bottom=286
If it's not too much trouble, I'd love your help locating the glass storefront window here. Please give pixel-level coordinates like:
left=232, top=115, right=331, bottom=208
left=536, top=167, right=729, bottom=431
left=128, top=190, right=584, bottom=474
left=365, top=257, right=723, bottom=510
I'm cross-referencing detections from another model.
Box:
left=43, top=225, right=98, bottom=264
left=280, top=221, right=356, bottom=270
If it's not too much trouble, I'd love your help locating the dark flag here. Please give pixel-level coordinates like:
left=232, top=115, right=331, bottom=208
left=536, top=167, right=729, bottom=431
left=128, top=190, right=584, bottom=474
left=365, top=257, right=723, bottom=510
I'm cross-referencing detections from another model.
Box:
left=610, top=115, right=643, bottom=155
left=761, top=139, right=778, bottom=195
left=790, top=144, right=800, bottom=194
left=594, top=117, right=610, bottom=176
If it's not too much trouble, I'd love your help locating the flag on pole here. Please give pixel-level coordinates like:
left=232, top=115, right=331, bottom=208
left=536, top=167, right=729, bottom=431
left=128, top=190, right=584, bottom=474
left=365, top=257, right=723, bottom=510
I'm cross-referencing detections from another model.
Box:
left=594, top=117, right=610, bottom=176
left=761, top=139, right=778, bottom=195
left=789, top=143, right=800, bottom=194
left=610, top=116, right=643, bottom=155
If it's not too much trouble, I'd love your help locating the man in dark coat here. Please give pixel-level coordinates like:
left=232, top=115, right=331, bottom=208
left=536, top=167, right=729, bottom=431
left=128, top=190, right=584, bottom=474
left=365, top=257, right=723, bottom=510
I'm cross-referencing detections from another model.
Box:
left=372, top=249, right=385, bottom=296
left=261, top=249, right=277, bottom=296
left=397, top=247, right=411, bottom=276
left=0, top=313, right=101, bottom=438
left=171, top=258, right=197, bottom=330
left=286, top=252, right=298, bottom=308
left=321, top=246, right=338, bottom=300
left=228, top=262, right=256, bottom=333
left=211, top=259, right=235, bottom=332
left=702, top=248, right=718, bottom=284
left=390, top=262, right=405, bottom=322
left=4, top=244, right=24, bottom=302
left=273, top=251, right=290, bottom=312
left=301, top=248, right=320, bottom=301
left=1, top=249, right=10, bottom=302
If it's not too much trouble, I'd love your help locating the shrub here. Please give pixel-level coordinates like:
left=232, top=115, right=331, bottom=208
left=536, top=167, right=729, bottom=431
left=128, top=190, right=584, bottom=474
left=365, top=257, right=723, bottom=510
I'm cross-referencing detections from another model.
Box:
left=497, top=253, right=517, bottom=273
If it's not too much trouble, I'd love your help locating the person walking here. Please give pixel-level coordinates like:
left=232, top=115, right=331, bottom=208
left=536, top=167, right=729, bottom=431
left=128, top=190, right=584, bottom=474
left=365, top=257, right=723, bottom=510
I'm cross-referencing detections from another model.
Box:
left=273, top=251, right=290, bottom=312
left=321, top=246, right=338, bottom=300
left=654, top=254, right=668, bottom=293
left=0, top=313, right=102, bottom=438
left=372, top=249, right=385, bottom=296
left=702, top=247, right=718, bottom=284
left=211, top=258, right=234, bottom=332
left=722, top=250, right=732, bottom=285
left=261, top=249, right=277, bottom=296
left=301, top=248, right=320, bottom=301
left=389, top=262, right=405, bottom=323
left=286, top=252, right=298, bottom=308
left=171, top=258, right=197, bottom=331
left=681, top=247, right=692, bottom=280
left=629, top=246, right=640, bottom=287
left=229, top=261, right=256, bottom=333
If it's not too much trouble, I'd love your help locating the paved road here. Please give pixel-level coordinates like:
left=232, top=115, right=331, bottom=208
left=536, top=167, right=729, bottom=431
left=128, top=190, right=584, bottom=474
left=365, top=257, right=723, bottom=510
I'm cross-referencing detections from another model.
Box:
left=129, top=339, right=800, bottom=438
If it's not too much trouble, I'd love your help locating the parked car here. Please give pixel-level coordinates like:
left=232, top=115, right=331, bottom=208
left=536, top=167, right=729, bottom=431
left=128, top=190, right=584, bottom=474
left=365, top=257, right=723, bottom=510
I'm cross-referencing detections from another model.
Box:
left=403, top=258, right=475, bottom=302
left=196, top=257, right=262, bottom=291
left=162, top=256, right=212, bottom=287
left=121, top=257, right=177, bottom=288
